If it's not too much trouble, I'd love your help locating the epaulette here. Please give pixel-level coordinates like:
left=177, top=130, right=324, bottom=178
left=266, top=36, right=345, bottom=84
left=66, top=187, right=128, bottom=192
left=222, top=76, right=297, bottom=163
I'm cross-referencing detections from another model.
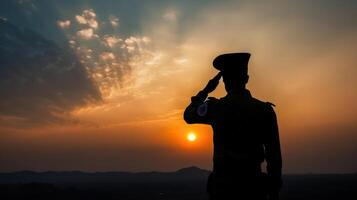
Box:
left=207, top=97, right=219, bottom=102
left=266, top=101, right=276, bottom=107
left=206, top=97, right=220, bottom=106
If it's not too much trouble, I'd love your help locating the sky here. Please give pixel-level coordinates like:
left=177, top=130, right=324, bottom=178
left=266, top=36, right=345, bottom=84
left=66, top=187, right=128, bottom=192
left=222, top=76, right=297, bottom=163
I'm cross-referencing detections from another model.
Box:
left=0, top=0, right=357, bottom=173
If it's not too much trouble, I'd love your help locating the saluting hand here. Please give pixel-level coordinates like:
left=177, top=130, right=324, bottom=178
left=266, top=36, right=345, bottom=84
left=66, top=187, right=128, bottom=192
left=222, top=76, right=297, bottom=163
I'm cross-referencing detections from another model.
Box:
left=202, top=72, right=222, bottom=94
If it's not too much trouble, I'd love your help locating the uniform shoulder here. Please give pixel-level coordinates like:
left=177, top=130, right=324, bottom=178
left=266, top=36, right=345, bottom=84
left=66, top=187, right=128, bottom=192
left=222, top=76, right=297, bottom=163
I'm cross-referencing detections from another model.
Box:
left=207, top=96, right=220, bottom=101
left=206, top=96, right=220, bottom=105
left=251, top=97, right=276, bottom=111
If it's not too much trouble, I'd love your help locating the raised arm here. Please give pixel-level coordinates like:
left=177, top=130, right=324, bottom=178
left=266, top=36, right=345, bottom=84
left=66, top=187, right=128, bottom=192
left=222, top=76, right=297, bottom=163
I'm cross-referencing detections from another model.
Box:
left=183, top=73, right=221, bottom=124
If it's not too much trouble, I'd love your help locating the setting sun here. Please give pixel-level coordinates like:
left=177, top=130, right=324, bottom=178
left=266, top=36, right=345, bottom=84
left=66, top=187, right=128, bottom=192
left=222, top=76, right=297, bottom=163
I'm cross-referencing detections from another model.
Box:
left=187, top=132, right=197, bottom=142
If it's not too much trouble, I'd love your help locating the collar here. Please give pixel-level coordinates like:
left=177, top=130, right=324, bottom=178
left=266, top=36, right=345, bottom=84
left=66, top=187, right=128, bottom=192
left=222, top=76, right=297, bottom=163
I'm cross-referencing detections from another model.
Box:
left=226, top=89, right=252, bottom=99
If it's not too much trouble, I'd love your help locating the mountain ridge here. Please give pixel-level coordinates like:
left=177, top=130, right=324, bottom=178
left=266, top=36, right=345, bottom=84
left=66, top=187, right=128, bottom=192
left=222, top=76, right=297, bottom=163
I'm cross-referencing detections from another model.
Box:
left=0, top=166, right=211, bottom=184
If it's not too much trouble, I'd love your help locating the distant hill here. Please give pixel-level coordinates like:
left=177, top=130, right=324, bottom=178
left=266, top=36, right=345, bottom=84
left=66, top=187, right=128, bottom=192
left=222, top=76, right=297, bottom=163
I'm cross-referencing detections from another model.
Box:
left=1, top=167, right=357, bottom=200
left=0, top=166, right=210, bottom=184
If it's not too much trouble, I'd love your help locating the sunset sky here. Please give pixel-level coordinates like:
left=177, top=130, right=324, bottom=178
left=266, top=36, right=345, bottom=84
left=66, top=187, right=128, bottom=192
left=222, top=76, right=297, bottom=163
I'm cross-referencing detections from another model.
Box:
left=0, top=0, right=357, bottom=173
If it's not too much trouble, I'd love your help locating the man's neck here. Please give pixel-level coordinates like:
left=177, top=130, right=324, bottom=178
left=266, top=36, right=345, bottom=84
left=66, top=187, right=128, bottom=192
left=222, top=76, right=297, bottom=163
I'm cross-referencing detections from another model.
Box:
left=228, top=87, right=247, bottom=94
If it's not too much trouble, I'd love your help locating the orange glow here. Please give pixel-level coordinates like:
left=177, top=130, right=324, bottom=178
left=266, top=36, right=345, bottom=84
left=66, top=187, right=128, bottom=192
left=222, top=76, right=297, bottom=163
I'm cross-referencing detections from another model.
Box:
left=187, top=132, right=197, bottom=142
left=2, top=1, right=357, bottom=174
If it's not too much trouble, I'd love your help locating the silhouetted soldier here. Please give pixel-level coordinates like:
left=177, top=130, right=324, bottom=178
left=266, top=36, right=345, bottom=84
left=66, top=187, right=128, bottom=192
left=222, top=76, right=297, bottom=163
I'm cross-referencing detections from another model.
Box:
left=184, top=53, right=282, bottom=200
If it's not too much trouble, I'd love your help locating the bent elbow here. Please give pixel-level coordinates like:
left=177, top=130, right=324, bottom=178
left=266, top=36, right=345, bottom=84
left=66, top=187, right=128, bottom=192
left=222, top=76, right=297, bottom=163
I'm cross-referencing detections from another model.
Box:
left=183, top=113, right=193, bottom=124
left=183, top=109, right=195, bottom=124
left=184, top=118, right=195, bottom=124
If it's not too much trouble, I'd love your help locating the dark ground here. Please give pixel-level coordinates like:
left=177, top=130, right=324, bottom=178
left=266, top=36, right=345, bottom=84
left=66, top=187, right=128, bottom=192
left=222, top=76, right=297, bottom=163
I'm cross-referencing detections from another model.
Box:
left=0, top=167, right=356, bottom=200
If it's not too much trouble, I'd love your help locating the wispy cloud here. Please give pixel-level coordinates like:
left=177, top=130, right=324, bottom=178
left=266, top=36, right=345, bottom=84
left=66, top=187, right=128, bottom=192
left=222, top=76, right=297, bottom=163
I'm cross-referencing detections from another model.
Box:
left=162, top=9, right=178, bottom=22
left=0, top=20, right=101, bottom=126
left=75, top=9, right=98, bottom=29
left=103, top=35, right=122, bottom=48
left=109, top=15, right=119, bottom=27
left=57, top=20, right=71, bottom=29
left=77, top=28, right=94, bottom=40
left=59, top=8, right=165, bottom=101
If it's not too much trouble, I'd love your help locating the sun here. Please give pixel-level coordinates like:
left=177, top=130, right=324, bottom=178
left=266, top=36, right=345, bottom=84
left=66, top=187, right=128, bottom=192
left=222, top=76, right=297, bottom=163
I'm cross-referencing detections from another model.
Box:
left=186, top=132, right=197, bottom=142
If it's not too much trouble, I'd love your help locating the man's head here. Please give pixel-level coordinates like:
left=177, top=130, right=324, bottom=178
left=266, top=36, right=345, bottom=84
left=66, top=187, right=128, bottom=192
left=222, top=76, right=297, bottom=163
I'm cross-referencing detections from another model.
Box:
left=213, top=53, right=250, bottom=93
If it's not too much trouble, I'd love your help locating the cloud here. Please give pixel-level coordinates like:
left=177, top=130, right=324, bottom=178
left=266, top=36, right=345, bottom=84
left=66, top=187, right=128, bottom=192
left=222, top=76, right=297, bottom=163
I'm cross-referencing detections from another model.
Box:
left=83, top=9, right=96, bottom=17
left=162, top=9, right=178, bottom=22
left=75, top=15, right=87, bottom=24
left=77, top=28, right=94, bottom=40
left=87, top=18, right=98, bottom=29
left=0, top=20, right=101, bottom=126
left=75, top=9, right=98, bottom=29
left=103, top=35, right=122, bottom=47
left=0, top=16, right=7, bottom=22
left=59, top=9, right=161, bottom=100
left=174, top=57, right=188, bottom=65
left=0, top=0, right=356, bottom=173
left=109, top=15, right=119, bottom=27
left=123, top=36, right=152, bottom=53
left=142, top=36, right=151, bottom=44
left=100, top=52, right=116, bottom=60
left=57, top=20, right=71, bottom=29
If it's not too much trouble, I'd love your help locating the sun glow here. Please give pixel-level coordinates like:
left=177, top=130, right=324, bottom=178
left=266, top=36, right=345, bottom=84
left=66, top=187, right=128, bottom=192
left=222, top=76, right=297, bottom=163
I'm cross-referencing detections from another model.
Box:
left=186, top=132, right=197, bottom=142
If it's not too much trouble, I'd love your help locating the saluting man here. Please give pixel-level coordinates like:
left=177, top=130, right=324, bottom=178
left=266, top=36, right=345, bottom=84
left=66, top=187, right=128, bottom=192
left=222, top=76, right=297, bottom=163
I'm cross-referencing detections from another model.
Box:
left=184, top=53, right=282, bottom=200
